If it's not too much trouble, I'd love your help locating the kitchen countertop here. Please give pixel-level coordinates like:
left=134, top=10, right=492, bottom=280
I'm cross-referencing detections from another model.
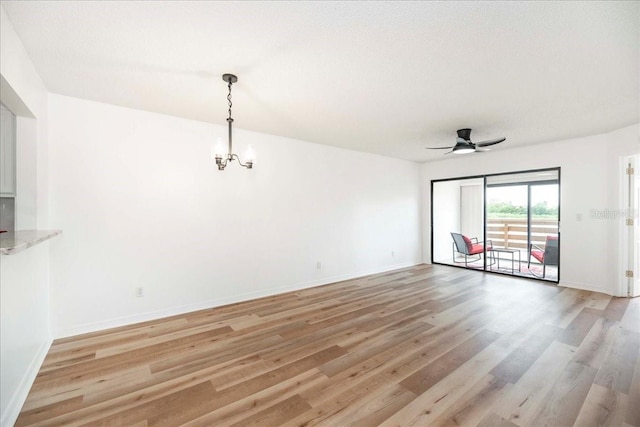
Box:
left=0, top=230, right=62, bottom=255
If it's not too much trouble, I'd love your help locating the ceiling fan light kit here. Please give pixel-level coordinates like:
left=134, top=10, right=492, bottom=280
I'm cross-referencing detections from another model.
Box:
left=427, top=128, right=506, bottom=155
left=452, top=144, right=475, bottom=154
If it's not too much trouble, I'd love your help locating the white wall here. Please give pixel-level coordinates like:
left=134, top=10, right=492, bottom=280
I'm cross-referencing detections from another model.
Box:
left=47, top=94, right=422, bottom=337
left=0, top=244, right=51, bottom=426
left=422, top=123, right=640, bottom=296
left=0, top=6, right=51, bottom=426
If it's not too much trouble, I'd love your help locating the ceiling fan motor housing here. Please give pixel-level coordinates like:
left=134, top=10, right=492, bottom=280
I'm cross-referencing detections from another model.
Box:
left=457, top=128, right=472, bottom=141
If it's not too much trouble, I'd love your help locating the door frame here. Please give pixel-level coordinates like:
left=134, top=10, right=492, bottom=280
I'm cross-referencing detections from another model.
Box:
left=620, top=154, right=640, bottom=297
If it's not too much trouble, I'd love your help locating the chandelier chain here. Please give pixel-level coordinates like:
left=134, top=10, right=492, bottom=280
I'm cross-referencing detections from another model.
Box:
left=227, top=81, right=233, bottom=120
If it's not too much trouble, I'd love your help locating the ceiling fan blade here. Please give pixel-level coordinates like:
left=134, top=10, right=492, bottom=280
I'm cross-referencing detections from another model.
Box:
left=475, top=137, right=506, bottom=147
left=434, top=129, right=506, bottom=156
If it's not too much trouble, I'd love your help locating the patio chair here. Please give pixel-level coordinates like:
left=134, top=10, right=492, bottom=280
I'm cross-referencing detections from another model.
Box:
left=451, top=232, right=493, bottom=267
left=528, top=235, right=558, bottom=278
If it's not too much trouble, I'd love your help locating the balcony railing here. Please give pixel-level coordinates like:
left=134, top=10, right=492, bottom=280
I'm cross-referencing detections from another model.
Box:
left=486, top=218, right=558, bottom=250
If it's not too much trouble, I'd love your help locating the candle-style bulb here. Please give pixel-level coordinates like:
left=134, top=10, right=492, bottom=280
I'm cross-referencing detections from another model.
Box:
left=245, top=145, right=255, bottom=164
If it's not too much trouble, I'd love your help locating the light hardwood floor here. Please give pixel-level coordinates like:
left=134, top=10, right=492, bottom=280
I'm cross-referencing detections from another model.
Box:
left=16, top=264, right=640, bottom=426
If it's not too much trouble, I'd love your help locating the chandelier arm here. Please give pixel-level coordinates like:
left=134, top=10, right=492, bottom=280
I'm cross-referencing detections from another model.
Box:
left=231, top=154, right=251, bottom=168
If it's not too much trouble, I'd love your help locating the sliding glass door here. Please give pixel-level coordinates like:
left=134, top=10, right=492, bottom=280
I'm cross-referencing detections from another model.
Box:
left=432, top=177, right=487, bottom=269
left=431, top=168, right=560, bottom=283
left=486, top=170, right=559, bottom=281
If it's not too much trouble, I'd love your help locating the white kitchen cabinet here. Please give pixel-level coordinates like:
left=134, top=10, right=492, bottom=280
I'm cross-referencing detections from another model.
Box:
left=0, top=103, right=16, bottom=197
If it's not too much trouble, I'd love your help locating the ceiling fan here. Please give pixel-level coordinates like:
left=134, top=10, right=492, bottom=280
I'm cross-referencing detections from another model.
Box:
left=427, top=129, right=506, bottom=154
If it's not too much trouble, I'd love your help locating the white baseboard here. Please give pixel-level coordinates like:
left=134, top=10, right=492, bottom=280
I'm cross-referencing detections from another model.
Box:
left=54, top=261, right=418, bottom=339
left=1, top=338, right=52, bottom=427
left=558, top=280, right=615, bottom=296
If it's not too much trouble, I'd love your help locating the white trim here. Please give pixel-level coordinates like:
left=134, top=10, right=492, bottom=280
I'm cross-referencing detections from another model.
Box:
left=54, top=261, right=417, bottom=339
left=631, top=153, right=640, bottom=297
left=1, top=338, right=52, bottom=427
left=558, top=280, right=613, bottom=296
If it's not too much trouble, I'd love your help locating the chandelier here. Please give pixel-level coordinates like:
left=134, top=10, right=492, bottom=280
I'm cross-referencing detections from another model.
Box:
left=213, top=74, right=254, bottom=170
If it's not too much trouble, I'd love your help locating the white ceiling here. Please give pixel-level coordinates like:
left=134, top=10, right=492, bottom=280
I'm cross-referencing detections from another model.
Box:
left=3, top=1, right=638, bottom=162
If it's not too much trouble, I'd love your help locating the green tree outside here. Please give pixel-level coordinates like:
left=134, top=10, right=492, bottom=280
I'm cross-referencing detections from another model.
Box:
left=487, top=201, right=558, bottom=219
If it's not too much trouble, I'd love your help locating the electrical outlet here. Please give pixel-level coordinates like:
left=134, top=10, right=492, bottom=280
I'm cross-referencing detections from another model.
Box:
left=135, top=287, right=144, bottom=297
left=316, top=261, right=322, bottom=269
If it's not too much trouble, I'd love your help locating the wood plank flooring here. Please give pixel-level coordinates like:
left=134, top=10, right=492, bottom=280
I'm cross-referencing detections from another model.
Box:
left=16, top=264, right=640, bottom=426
